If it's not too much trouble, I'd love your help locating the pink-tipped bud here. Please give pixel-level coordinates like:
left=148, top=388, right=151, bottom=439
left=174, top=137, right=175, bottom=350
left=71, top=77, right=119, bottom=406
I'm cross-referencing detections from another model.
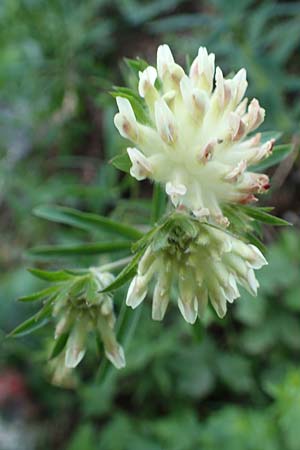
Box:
left=114, top=97, right=138, bottom=141
left=246, top=98, right=265, bottom=132
left=229, top=112, right=246, bottom=141
left=224, top=160, right=247, bottom=183
left=127, top=147, right=153, bottom=181
left=154, top=98, right=178, bottom=144
left=197, top=138, right=219, bottom=164
left=215, top=67, right=232, bottom=109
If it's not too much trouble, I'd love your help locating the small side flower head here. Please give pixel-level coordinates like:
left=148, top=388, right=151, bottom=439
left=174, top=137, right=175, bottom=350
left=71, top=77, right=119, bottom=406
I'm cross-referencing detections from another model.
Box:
left=126, top=213, right=267, bottom=323
left=49, top=269, right=125, bottom=385
left=114, top=44, right=275, bottom=226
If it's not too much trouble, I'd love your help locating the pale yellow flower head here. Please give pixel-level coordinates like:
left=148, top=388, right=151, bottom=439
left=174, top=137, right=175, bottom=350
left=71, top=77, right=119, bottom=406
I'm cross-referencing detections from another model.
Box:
left=114, top=44, right=274, bottom=225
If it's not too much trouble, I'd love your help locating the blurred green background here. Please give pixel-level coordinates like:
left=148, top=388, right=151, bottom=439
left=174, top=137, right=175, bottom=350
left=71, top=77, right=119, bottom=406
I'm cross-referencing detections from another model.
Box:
left=0, top=0, right=300, bottom=449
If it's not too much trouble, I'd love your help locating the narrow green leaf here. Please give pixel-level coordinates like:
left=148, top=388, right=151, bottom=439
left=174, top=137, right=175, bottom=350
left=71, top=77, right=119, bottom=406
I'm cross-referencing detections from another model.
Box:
left=151, top=183, right=166, bottom=224
left=111, top=86, right=141, bottom=102
left=239, top=205, right=290, bottom=226
left=50, top=332, right=69, bottom=359
left=28, top=268, right=74, bottom=282
left=124, top=57, right=149, bottom=74
left=9, top=317, right=50, bottom=337
left=110, top=152, right=131, bottom=174
left=18, top=285, right=60, bottom=303
left=245, top=233, right=267, bottom=254
left=27, top=241, right=132, bottom=258
left=252, top=144, right=293, bottom=172
left=9, top=303, right=52, bottom=337
left=33, top=205, right=143, bottom=240
left=259, top=131, right=282, bottom=144
left=64, top=268, right=90, bottom=276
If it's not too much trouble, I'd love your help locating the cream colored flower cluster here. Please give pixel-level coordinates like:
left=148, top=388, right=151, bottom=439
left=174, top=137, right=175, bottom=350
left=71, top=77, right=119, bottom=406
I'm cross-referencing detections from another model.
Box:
left=114, top=44, right=274, bottom=225
left=51, top=269, right=125, bottom=385
left=126, top=221, right=267, bottom=323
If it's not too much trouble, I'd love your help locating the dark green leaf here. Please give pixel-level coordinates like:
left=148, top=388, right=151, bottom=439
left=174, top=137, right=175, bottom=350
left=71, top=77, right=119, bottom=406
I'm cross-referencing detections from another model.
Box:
left=259, top=131, right=282, bottom=144
left=33, top=205, right=143, bottom=240
left=27, top=241, right=132, bottom=258
left=111, top=86, right=141, bottom=102
left=151, top=183, right=166, bottom=224
left=100, top=251, right=142, bottom=293
left=28, top=268, right=74, bottom=282
left=9, top=303, right=52, bottom=337
left=239, top=205, right=290, bottom=226
left=50, top=332, right=69, bottom=359
left=18, top=285, right=60, bottom=303
left=110, top=153, right=131, bottom=174
left=124, top=57, right=149, bottom=75
left=245, top=232, right=267, bottom=254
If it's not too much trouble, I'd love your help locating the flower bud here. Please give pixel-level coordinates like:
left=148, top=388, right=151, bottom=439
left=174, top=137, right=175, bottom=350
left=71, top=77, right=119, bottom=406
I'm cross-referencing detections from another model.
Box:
left=114, top=97, right=139, bottom=141
left=154, top=98, right=178, bottom=143
left=65, top=318, right=87, bottom=368
left=97, top=316, right=125, bottom=369
left=189, top=47, right=215, bottom=92
left=138, top=66, right=157, bottom=98
left=127, top=147, right=153, bottom=181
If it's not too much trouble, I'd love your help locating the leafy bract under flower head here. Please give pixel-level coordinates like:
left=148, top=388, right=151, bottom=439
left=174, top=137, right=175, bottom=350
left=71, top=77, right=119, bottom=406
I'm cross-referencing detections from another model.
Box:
left=114, top=44, right=275, bottom=225
left=126, top=214, right=267, bottom=323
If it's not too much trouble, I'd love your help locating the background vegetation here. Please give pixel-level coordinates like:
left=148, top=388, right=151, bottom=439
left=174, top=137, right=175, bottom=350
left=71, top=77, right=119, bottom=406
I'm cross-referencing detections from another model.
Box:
left=0, top=0, right=300, bottom=448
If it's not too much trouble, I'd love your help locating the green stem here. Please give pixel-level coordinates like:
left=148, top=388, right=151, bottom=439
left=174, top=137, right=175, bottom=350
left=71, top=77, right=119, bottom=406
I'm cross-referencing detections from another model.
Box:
left=151, top=183, right=166, bottom=224
left=95, top=256, right=133, bottom=273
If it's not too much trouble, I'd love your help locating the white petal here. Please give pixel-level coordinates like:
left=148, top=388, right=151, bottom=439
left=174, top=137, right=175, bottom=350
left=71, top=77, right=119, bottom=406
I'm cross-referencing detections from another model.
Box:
left=232, top=68, right=248, bottom=104
left=65, top=324, right=86, bottom=368
left=215, top=67, right=232, bottom=108
left=247, top=268, right=259, bottom=295
left=126, top=276, right=148, bottom=308
left=138, top=245, right=156, bottom=276
left=105, top=344, right=126, bottom=369
left=127, top=147, right=153, bottom=181
left=152, top=280, right=170, bottom=321
left=224, top=160, right=247, bottom=182
left=248, top=244, right=268, bottom=269
left=116, top=97, right=136, bottom=121
left=229, top=112, right=246, bottom=141
left=157, top=44, right=175, bottom=79
left=190, top=47, right=215, bottom=92
left=178, top=296, right=198, bottom=324
left=114, top=97, right=138, bottom=140
left=180, top=75, right=208, bottom=118
left=166, top=181, right=187, bottom=206
left=197, top=138, right=218, bottom=163
left=154, top=98, right=177, bottom=143
left=225, top=274, right=240, bottom=303
left=246, top=98, right=265, bottom=131
left=138, top=66, right=157, bottom=98
left=210, top=288, right=227, bottom=318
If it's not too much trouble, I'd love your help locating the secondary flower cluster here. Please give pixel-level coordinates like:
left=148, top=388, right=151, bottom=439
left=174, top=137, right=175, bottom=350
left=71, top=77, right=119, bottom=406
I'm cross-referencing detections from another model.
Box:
left=114, top=44, right=274, bottom=225
left=51, top=269, right=125, bottom=386
left=126, top=215, right=267, bottom=323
